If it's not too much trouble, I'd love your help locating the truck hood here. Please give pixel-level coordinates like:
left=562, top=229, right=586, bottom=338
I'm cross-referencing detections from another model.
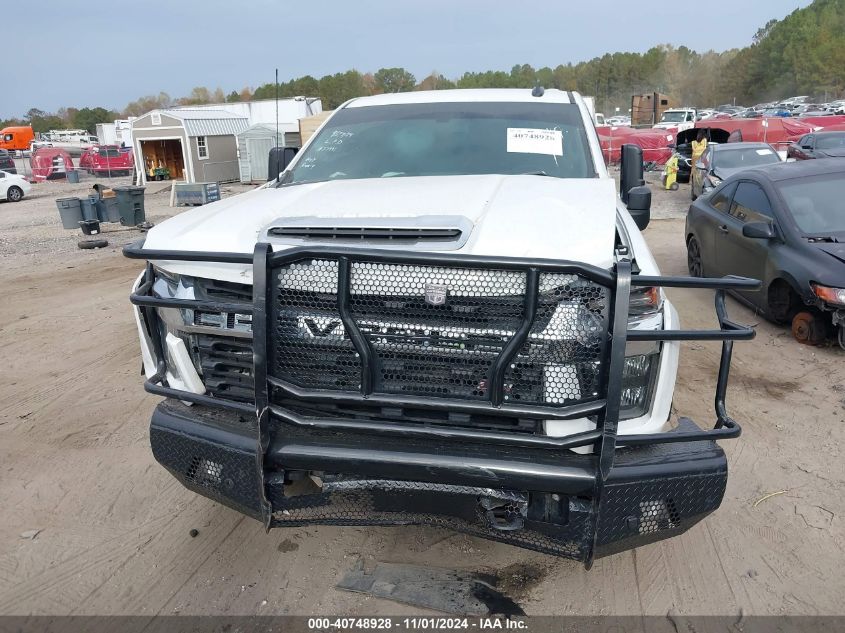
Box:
left=144, top=175, right=619, bottom=282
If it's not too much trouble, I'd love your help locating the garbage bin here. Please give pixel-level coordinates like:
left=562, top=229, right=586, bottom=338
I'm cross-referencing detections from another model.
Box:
left=79, top=219, right=101, bottom=235
left=100, top=197, right=120, bottom=223
left=66, top=169, right=80, bottom=184
left=56, top=197, right=83, bottom=230
left=113, top=186, right=146, bottom=226
left=80, top=198, right=98, bottom=221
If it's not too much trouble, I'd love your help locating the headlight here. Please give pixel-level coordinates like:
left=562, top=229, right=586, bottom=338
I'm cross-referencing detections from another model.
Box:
left=628, top=286, right=662, bottom=317
left=812, top=284, right=845, bottom=306
left=622, top=284, right=663, bottom=419
left=153, top=268, right=252, bottom=335
left=620, top=353, right=658, bottom=419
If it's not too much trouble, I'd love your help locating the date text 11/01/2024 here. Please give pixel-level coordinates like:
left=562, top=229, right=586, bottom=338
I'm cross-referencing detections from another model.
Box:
left=307, top=618, right=528, bottom=630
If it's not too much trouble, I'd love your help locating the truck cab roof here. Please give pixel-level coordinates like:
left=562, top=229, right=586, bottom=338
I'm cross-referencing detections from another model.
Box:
left=345, top=88, right=575, bottom=108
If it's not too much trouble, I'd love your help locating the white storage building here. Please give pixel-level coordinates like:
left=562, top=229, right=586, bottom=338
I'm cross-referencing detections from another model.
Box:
left=236, top=123, right=301, bottom=183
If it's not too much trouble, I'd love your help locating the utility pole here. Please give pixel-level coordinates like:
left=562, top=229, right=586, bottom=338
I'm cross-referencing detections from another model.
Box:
left=275, top=68, right=279, bottom=149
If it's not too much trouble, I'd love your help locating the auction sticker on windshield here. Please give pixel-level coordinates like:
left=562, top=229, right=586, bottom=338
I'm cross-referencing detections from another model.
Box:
left=506, top=128, right=563, bottom=156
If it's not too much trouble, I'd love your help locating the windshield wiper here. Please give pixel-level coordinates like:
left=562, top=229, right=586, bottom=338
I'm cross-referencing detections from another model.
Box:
left=519, top=171, right=553, bottom=177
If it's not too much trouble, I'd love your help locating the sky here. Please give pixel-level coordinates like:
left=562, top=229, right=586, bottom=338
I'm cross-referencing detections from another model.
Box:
left=1, top=0, right=813, bottom=118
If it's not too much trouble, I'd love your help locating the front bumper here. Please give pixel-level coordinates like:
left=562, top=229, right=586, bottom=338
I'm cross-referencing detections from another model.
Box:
left=153, top=399, right=728, bottom=562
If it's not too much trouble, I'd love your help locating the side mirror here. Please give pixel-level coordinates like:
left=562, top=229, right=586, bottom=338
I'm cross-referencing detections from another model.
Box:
left=619, top=144, right=644, bottom=204
left=267, top=146, right=299, bottom=181
left=627, top=185, right=651, bottom=231
left=742, top=222, right=776, bottom=239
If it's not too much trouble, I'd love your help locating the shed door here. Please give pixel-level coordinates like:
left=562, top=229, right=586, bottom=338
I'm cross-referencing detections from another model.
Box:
left=247, top=137, right=275, bottom=182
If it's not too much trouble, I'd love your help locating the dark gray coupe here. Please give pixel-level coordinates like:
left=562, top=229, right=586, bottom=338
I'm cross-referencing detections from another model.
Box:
left=685, top=159, right=845, bottom=347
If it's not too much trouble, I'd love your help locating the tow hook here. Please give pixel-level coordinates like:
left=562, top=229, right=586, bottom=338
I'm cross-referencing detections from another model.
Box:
left=480, top=496, right=526, bottom=531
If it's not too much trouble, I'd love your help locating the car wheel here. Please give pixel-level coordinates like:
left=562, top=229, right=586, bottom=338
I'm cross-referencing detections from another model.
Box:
left=6, top=186, right=23, bottom=202
left=767, top=280, right=799, bottom=324
left=687, top=236, right=703, bottom=277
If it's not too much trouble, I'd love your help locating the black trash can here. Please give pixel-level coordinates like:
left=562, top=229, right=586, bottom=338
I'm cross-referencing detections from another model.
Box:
left=114, top=186, right=146, bottom=226
left=79, top=219, right=101, bottom=235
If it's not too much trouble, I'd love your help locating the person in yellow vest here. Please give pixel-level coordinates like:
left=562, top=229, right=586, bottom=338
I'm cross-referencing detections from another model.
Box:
left=691, top=130, right=708, bottom=167
left=662, top=154, right=679, bottom=190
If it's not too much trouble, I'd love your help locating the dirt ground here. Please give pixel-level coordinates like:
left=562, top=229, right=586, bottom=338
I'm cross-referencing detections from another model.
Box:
left=0, top=174, right=843, bottom=617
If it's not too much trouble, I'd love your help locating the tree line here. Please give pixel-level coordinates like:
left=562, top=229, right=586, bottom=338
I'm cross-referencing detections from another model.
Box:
left=4, top=0, right=843, bottom=134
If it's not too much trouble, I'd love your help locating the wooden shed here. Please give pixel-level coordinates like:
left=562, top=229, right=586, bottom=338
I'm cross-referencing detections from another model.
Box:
left=236, top=123, right=300, bottom=184
left=131, top=109, right=249, bottom=184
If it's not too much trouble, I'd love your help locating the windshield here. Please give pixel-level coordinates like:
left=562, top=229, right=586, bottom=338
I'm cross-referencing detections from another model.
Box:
left=715, top=147, right=780, bottom=169
left=779, top=175, right=845, bottom=235
left=286, top=102, right=594, bottom=184
left=817, top=133, right=845, bottom=150
left=660, top=111, right=688, bottom=123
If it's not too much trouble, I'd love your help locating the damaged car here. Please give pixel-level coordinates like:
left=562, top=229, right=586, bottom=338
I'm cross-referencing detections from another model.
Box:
left=691, top=142, right=782, bottom=200
left=686, top=159, right=845, bottom=348
left=672, top=127, right=730, bottom=184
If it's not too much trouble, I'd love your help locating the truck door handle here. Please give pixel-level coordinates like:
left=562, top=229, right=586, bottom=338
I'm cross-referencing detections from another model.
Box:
left=718, top=225, right=729, bottom=234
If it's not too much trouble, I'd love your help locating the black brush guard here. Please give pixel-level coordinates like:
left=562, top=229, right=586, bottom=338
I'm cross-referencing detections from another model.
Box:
left=125, top=241, right=759, bottom=567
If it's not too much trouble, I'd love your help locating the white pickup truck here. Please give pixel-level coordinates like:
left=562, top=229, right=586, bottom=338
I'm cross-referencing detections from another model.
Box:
left=653, top=108, right=698, bottom=132
left=125, top=88, right=756, bottom=566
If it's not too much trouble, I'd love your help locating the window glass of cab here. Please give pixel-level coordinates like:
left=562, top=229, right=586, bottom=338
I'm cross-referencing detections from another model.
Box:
left=729, top=181, right=773, bottom=223
left=709, top=181, right=736, bottom=213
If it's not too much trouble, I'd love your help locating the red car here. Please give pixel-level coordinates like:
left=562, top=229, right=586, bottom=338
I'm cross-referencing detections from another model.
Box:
left=79, top=145, right=134, bottom=176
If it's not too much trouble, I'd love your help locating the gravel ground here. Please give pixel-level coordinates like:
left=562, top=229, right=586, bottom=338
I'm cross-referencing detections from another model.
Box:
left=0, top=167, right=255, bottom=269
left=1, top=173, right=843, bottom=617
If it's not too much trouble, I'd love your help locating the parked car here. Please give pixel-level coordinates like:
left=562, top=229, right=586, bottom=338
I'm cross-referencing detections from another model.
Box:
left=0, top=149, right=17, bottom=174
left=691, top=142, right=782, bottom=200
left=787, top=131, right=845, bottom=160
left=735, top=108, right=762, bottom=119
left=797, top=109, right=833, bottom=118
left=672, top=127, right=730, bottom=184
left=123, top=88, right=757, bottom=564
left=79, top=145, right=134, bottom=176
left=686, top=160, right=845, bottom=348
left=761, top=107, right=792, bottom=118
left=653, top=108, right=697, bottom=131
left=0, top=170, right=32, bottom=202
